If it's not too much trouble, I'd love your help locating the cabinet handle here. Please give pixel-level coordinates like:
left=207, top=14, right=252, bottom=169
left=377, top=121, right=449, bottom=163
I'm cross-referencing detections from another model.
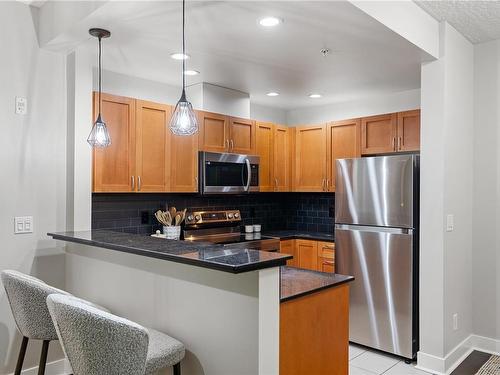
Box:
left=226, top=139, right=230, bottom=150
left=392, top=137, right=396, bottom=151
left=131, top=176, right=135, bottom=190
left=275, top=178, right=278, bottom=187
left=138, top=176, right=141, bottom=191
left=230, top=139, right=234, bottom=151
left=398, top=136, right=402, bottom=150
left=322, top=178, right=326, bottom=191
left=195, top=176, right=198, bottom=185
left=326, top=179, right=330, bottom=191
left=323, top=245, right=335, bottom=250
left=323, top=260, right=335, bottom=266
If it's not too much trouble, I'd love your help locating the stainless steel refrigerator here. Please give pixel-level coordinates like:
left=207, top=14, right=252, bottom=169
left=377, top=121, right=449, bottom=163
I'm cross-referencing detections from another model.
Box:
left=335, top=154, right=419, bottom=360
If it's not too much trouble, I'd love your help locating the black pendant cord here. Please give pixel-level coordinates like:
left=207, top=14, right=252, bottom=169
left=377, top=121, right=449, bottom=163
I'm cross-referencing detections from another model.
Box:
left=98, top=35, right=102, bottom=117
left=182, top=0, right=186, bottom=93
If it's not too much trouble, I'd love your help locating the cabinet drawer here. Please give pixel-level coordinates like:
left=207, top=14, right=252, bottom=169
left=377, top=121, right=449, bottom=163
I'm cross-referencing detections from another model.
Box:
left=319, top=258, right=335, bottom=273
left=317, top=241, right=335, bottom=259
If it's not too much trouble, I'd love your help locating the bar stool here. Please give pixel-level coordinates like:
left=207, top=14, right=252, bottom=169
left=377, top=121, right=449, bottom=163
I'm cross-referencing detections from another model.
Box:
left=1, top=270, right=74, bottom=375
left=46, top=293, right=185, bottom=375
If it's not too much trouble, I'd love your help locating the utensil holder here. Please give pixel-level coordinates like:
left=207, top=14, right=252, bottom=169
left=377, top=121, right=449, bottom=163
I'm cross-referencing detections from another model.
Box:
left=163, top=226, right=181, bottom=240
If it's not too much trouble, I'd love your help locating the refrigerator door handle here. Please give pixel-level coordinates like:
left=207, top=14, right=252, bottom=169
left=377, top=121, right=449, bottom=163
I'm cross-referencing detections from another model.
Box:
left=335, top=224, right=413, bottom=235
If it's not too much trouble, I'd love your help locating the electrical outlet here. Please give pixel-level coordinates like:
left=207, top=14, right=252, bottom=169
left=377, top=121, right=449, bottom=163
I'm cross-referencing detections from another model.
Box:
left=453, top=313, right=458, bottom=331
left=446, top=214, right=454, bottom=232
left=14, top=216, right=33, bottom=234
left=15, top=96, right=27, bottom=115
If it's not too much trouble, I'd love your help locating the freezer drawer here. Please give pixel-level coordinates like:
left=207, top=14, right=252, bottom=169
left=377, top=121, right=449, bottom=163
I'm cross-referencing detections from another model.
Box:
left=335, top=155, right=416, bottom=228
left=335, top=224, right=414, bottom=359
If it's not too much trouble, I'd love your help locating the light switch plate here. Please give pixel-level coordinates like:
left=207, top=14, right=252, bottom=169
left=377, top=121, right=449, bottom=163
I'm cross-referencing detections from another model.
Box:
left=15, top=97, right=27, bottom=115
left=14, top=216, right=33, bottom=234
left=446, top=214, right=454, bottom=232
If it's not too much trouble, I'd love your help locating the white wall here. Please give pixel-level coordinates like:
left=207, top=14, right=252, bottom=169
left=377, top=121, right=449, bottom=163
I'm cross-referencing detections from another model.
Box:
left=418, top=22, right=474, bottom=373
left=0, top=2, right=67, bottom=372
left=286, top=88, right=420, bottom=125
left=472, top=40, right=500, bottom=343
left=250, top=103, right=287, bottom=125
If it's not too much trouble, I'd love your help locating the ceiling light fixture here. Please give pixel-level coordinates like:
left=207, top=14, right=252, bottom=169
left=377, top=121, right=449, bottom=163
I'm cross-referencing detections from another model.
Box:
left=259, top=17, right=282, bottom=27
left=87, top=28, right=111, bottom=148
left=184, top=70, right=200, bottom=76
left=266, top=92, right=279, bottom=97
left=171, top=53, right=190, bottom=60
left=309, top=94, right=322, bottom=99
left=169, top=0, right=198, bottom=136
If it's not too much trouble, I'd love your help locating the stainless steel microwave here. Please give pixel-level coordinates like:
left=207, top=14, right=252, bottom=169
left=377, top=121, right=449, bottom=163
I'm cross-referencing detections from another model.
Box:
left=199, top=152, right=259, bottom=194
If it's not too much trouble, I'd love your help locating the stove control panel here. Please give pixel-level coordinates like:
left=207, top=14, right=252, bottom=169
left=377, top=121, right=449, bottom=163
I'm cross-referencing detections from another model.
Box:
left=184, top=210, right=241, bottom=225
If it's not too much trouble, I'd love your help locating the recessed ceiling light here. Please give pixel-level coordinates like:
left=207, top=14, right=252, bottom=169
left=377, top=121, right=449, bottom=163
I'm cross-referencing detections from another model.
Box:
left=171, top=53, right=190, bottom=60
left=266, top=92, right=279, bottom=97
left=184, top=70, right=200, bottom=76
left=309, top=93, right=322, bottom=99
left=259, top=17, right=282, bottom=27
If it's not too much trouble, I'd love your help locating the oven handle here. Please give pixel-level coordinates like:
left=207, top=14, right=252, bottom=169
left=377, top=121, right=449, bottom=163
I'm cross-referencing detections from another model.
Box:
left=244, top=158, right=251, bottom=192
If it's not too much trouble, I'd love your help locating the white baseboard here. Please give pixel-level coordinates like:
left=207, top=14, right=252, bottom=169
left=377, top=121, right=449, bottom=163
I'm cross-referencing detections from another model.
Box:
left=8, top=358, right=70, bottom=375
left=416, top=334, right=500, bottom=375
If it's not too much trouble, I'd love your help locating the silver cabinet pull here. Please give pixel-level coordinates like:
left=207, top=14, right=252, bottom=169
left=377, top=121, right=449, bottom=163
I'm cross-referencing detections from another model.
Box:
left=322, top=178, right=326, bottom=191
left=230, top=139, right=234, bottom=151
left=226, top=139, right=230, bottom=150
left=326, top=179, right=330, bottom=191
left=138, top=176, right=141, bottom=191
left=398, top=136, right=402, bottom=150
left=392, top=137, right=396, bottom=151
left=131, top=176, right=135, bottom=190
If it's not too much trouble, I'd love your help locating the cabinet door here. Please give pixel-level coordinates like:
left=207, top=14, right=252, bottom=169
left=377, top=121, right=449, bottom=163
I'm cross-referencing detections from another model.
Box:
left=93, top=93, right=136, bottom=192
left=135, top=100, right=171, bottom=192
left=294, top=125, right=327, bottom=192
left=229, top=117, right=256, bottom=154
left=170, top=132, right=199, bottom=192
left=256, top=122, right=274, bottom=192
left=397, top=110, right=420, bottom=152
left=273, top=125, right=291, bottom=192
left=361, top=113, right=397, bottom=155
left=280, top=240, right=297, bottom=267
left=327, top=119, right=360, bottom=192
left=297, top=240, right=318, bottom=271
left=198, top=111, right=229, bottom=152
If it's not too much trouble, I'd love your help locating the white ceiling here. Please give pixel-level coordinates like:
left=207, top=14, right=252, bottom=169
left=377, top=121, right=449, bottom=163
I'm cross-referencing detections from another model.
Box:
left=416, top=1, right=500, bottom=44
left=77, top=1, right=427, bottom=109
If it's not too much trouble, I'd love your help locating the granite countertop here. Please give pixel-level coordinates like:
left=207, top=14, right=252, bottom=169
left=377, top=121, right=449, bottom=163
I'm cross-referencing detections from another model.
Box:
left=264, top=230, right=335, bottom=242
left=280, top=266, right=354, bottom=302
left=48, top=230, right=291, bottom=274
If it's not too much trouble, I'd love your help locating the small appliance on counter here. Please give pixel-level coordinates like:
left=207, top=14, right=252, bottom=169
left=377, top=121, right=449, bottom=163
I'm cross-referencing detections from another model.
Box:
left=183, top=209, right=279, bottom=251
left=198, top=151, right=260, bottom=194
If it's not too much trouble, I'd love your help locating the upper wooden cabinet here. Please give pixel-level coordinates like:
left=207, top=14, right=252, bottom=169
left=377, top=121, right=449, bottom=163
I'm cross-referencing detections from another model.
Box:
left=327, top=119, right=361, bottom=192
left=198, top=112, right=256, bottom=154
left=361, top=110, right=420, bottom=155
left=197, top=111, right=229, bottom=152
left=229, top=117, right=256, bottom=154
left=273, top=125, right=291, bottom=192
left=294, top=125, right=327, bottom=192
left=256, top=122, right=274, bottom=192
left=169, top=132, right=199, bottom=192
left=397, top=110, right=420, bottom=152
left=135, top=100, right=171, bottom=192
left=93, top=93, right=136, bottom=192
left=361, top=113, right=398, bottom=155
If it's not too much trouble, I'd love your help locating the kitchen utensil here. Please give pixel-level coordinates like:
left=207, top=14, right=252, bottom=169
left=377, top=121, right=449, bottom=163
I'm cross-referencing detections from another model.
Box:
left=169, top=207, right=177, bottom=220
left=175, top=214, right=181, bottom=226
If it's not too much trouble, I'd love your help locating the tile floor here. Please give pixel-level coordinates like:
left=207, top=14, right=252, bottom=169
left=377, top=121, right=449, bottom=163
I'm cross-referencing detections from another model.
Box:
left=349, top=344, right=434, bottom=375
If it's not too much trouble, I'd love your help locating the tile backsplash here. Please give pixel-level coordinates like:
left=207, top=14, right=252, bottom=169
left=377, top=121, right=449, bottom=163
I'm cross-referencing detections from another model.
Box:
left=92, top=192, right=335, bottom=235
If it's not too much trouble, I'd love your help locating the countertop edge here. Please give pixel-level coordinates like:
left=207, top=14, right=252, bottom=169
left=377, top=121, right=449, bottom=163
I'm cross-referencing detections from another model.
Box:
left=280, top=276, right=354, bottom=303
left=48, top=232, right=291, bottom=274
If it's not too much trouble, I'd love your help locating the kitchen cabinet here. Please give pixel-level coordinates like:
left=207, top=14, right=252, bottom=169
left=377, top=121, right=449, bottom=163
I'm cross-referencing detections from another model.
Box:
left=273, top=125, right=291, bottom=192
left=361, top=113, right=398, bottom=155
left=169, top=132, right=199, bottom=192
left=256, top=122, right=274, bottom=192
left=280, top=240, right=297, bottom=267
left=294, top=125, right=327, bottom=192
left=93, top=93, right=136, bottom=192
left=296, top=240, right=318, bottom=271
left=197, top=111, right=229, bottom=152
left=397, top=110, right=420, bottom=152
left=326, top=118, right=361, bottom=192
left=229, top=117, right=256, bottom=154
left=135, top=100, right=171, bottom=192
left=317, top=241, right=335, bottom=273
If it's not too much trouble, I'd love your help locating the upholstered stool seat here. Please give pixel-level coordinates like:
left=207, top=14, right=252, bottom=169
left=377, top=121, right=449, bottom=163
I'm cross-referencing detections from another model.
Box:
left=46, top=294, right=185, bottom=375
left=1, top=270, right=107, bottom=375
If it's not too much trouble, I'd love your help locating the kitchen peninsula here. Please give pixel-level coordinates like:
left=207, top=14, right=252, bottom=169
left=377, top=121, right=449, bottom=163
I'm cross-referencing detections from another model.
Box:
left=49, top=230, right=353, bottom=375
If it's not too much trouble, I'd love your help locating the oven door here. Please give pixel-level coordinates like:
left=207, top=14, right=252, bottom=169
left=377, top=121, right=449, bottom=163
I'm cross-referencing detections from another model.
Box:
left=200, top=152, right=259, bottom=194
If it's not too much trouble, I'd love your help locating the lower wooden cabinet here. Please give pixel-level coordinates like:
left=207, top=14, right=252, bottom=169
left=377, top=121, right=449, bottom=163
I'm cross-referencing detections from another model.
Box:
left=280, top=239, right=335, bottom=273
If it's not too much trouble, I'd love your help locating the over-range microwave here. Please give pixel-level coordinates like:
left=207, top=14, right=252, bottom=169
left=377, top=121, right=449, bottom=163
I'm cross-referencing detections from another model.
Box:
left=199, top=151, right=259, bottom=194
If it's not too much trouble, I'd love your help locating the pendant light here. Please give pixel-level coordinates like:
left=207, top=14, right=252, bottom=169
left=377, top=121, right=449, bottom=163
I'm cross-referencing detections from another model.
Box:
left=87, top=28, right=112, bottom=147
left=169, top=0, right=199, bottom=136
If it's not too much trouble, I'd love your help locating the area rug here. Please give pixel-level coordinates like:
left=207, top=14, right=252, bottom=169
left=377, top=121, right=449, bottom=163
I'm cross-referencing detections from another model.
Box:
left=475, top=355, right=500, bottom=374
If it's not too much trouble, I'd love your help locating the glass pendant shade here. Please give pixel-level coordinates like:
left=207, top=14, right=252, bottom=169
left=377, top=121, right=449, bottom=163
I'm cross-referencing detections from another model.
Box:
left=87, top=114, right=111, bottom=147
left=169, top=91, right=198, bottom=136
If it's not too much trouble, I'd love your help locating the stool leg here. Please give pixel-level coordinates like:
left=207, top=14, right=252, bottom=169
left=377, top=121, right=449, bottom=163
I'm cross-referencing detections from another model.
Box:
left=37, top=340, right=50, bottom=375
left=14, top=336, right=29, bottom=375
left=173, top=362, right=181, bottom=375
